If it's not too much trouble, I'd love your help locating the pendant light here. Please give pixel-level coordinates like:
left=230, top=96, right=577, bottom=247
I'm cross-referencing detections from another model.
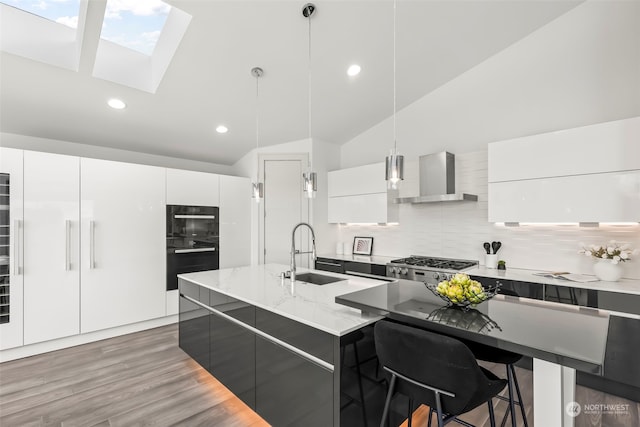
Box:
left=251, top=66, right=264, bottom=202
left=385, top=0, right=404, bottom=190
left=302, top=3, right=317, bottom=199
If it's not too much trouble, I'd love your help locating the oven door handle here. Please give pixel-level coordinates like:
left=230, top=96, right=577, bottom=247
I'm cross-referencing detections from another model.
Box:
left=173, top=215, right=216, bottom=219
left=174, top=247, right=217, bottom=254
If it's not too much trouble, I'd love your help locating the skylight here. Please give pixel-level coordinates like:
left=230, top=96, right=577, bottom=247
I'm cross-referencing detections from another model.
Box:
left=100, top=0, right=171, bottom=56
left=0, top=0, right=80, bottom=28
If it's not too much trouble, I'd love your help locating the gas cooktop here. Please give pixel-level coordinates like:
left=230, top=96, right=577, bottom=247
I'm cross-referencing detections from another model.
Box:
left=387, top=255, right=479, bottom=284
left=390, top=256, right=478, bottom=271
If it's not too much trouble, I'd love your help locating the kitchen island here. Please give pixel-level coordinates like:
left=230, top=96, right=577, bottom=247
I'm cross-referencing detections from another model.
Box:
left=177, top=264, right=387, bottom=427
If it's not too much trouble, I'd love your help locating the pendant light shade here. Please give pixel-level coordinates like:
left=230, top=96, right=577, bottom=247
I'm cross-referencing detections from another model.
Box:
left=303, top=172, right=317, bottom=198
left=303, top=3, right=317, bottom=199
left=251, top=66, right=264, bottom=203
left=385, top=151, right=404, bottom=190
left=385, top=0, right=404, bottom=190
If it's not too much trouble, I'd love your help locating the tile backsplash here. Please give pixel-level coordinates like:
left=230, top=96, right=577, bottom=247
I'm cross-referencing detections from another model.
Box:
left=337, top=150, right=640, bottom=279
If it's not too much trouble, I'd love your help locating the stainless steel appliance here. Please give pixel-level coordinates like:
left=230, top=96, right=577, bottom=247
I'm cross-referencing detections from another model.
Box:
left=166, top=205, right=219, bottom=291
left=386, top=255, right=478, bottom=285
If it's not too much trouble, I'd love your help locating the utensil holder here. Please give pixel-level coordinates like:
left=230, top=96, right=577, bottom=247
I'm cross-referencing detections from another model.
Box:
left=485, top=254, right=498, bottom=269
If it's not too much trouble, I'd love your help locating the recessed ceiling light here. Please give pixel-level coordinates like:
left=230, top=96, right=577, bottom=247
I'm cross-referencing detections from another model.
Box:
left=347, top=64, right=361, bottom=77
left=216, top=125, right=228, bottom=134
left=107, top=98, right=126, bottom=109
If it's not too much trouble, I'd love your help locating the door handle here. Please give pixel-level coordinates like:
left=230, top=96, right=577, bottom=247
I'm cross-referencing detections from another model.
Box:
left=65, top=220, right=71, bottom=271
left=13, top=219, right=21, bottom=275
left=89, top=220, right=95, bottom=269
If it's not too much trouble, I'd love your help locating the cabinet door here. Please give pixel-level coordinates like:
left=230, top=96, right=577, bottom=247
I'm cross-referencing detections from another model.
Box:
left=219, top=175, right=250, bottom=268
left=23, top=151, right=80, bottom=344
left=80, top=158, right=166, bottom=333
left=178, top=281, right=209, bottom=370
left=256, top=335, right=334, bottom=427
left=209, top=291, right=255, bottom=408
left=166, top=169, right=219, bottom=206
left=0, top=148, right=24, bottom=350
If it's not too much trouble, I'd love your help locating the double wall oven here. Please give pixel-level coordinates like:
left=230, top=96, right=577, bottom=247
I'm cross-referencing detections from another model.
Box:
left=166, top=205, right=219, bottom=291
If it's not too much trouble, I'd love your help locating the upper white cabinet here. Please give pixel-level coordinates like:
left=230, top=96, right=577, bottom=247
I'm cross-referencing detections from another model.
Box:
left=488, top=117, right=640, bottom=223
left=81, top=158, right=166, bottom=333
left=23, top=151, right=80, bottom=345
left=166, top=168, right=219, bottom=206
left=0, top=148, right=24, bottom=350
left=328, top=163, right=398, bottom=224
left=219, top=175, right=251, bottom=268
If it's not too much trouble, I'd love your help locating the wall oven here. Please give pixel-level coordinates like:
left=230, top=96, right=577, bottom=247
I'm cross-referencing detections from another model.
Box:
left=166, top=205, right=219, bottom=291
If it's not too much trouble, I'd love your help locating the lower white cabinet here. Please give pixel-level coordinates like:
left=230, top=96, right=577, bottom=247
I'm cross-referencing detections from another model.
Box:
left=23, top=151, right=80, bottom=344
left=80, top=158, right=166, bottom=333
left=220, top=175, right=250, bottom=268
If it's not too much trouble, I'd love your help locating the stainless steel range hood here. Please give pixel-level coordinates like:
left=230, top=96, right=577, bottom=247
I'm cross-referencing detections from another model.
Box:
left=393, top=152, right=478, bottom=204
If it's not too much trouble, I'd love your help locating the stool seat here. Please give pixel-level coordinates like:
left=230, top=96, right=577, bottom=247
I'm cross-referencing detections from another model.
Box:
left=375, top=320, right=507, bottom=427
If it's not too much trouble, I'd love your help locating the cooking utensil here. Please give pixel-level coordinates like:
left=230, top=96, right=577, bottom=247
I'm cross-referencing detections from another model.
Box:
left=483, top=242, right=491, bottom=254
left=491, top=241, right=502, bottom=254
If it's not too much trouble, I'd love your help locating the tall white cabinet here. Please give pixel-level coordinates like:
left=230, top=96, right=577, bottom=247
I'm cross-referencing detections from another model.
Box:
left=23, top=152, right=80, bottom=344
left=80, top=158, right=166, bottom=333
left=220, top=175, right=250, bottom=268
left=0, top=148, right=24, bottom=350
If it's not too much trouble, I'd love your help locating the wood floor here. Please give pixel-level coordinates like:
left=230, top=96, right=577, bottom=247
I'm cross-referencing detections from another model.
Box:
left=0, top=324, right=638, bottom=427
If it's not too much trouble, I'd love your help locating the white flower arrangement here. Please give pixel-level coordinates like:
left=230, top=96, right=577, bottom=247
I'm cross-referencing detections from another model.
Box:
left=578, top=240, right=638, bottom=264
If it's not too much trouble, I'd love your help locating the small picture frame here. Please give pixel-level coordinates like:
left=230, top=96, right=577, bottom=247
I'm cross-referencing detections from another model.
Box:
left=353, top=236, right=374, bottom=256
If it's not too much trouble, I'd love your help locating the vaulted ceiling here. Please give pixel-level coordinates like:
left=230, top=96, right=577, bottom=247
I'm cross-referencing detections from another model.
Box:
left=0, top=0, right=582, bottom=166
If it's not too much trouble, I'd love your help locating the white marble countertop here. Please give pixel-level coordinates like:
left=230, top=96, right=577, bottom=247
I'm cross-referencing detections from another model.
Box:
left=178, top=264, right=387, bottom=337
left=317, top=253, right=397, bottom=265
left=468, top=266, right=640, bottom=295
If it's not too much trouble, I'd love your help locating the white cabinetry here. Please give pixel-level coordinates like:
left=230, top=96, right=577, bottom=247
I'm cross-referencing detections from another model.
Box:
left=488, top=117, right=640, bottom=223
left=81, top=158, right=166, bottom=333
left=23, top=152, right=80, bottom=344
left=166, top=168, right=219, bottom=206
left=220, top=175, right=251, bottom=268
left=0, top=148, right=24, bottom=350
left=328, top=163, right=398, bottom=224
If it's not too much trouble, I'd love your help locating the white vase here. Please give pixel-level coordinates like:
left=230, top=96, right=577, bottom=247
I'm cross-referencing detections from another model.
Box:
left=593, top=259, right=623, bottom=282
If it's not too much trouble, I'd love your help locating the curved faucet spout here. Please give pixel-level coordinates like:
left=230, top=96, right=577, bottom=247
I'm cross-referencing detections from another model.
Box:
left=290, top=222, right=316, bottom=283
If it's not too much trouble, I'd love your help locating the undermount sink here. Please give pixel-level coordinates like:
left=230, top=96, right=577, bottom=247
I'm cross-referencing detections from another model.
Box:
left=294, top=272, right=344, bottom=285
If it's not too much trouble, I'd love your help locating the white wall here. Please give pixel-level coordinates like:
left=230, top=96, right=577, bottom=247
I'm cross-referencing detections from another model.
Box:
left=1, top=132, right=237, bottom=175
left=335, top=0, right=640, bottom=279
left=340, top=0, right=640, bottom=168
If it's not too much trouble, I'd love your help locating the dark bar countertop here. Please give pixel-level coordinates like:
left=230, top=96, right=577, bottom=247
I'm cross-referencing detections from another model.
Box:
left=336, top=279, right=640, bottom=390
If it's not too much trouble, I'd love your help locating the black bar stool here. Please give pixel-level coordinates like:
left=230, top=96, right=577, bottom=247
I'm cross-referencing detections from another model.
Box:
left=341, top=329, right=368, bottom=427
left=464, top=288, right=528, bottom=427
left=374, top=320, right=507, bottom=427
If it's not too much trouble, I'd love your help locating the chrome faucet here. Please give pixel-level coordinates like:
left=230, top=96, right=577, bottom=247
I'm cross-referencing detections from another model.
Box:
left=290, top=222, right=316, bottom=282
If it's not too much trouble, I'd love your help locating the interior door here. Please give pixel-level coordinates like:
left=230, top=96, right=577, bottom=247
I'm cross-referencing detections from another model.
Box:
left=80, top=158, right=166, bottom=333
left=0, top=148, right=24, bottom=350
left=263, top=159, right=310, bottom=267
left=23, top=151, right=80, bottom=344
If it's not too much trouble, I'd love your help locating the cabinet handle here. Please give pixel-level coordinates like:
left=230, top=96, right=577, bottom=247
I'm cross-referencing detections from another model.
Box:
left=174, top=215, right=216, bottom=219
left=317, top=261, right=342, bottom=267
left=175, top=248, right=216, bottom=254
left=13, top=220, right=20, bottom=276
left=89, top=220, right=95, bottom=269
left=181, top=294, right=334, bottom=373
left=65, top=220, right=71, bottom=271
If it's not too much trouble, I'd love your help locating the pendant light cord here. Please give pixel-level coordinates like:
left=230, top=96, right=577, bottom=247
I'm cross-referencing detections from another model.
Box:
left=307, top=7, right=312, bottom=143
left=393, top=0, right=397, bottom=153
left=255, top=72, right=260, bottom=179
